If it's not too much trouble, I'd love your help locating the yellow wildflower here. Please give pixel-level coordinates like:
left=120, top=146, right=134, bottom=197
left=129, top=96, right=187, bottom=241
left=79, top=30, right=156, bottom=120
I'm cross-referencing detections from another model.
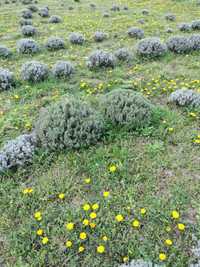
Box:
left=66, top=222, right=74, bottom=231
left=97, top=245, right=105, bottom=253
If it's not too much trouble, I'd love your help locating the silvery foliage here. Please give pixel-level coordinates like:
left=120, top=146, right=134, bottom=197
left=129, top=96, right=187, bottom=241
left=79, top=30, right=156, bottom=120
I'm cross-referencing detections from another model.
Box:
left=166, top=35, right=192, bottom=53
left=94, top=31, right=108, bottom=42
left=21, top=25, right=37, bottom=36
left=21, top=61, right=49, bottom=82
left=128, top=27, right=144, bottom=39
left=38, top=7, right=49, bottom=17
left=87, top=50, right=116, bottom=69
left=169, top=89, right=200, bottom=107
left=120, top=259, right=161, bottom=267
left=111, top=4, right=120, bottom=11
left=45, top=37, right=65, bottom=51
left=0, top=45, right=12, bottom=58
left=103, top=12, right=110, bottom=17
left=189, top=34, right=200, bottom=50
left=35, top=97, right=105, bottom=151
left=28, top=4, right=38, bottom=12
left=178, top=23, right=191, bottom=32
left=137, top=37, right=167, bottom=57
left=21, top=9, right=32, bottom=19
left=191, top=20, right=200, bottom=30
left=17, top=38, right=40, bottom=54
left=165, top=13, right=176, bottom=21
left=19, top=18, right=32, bottom=26
left=190, top=240, right=200, bottom=267
left=69, top=32, right=85, bottom=45
left=49, top=15, right=62, bottom=23
left=166, top=28, right=173, bottom=33
left=142, top=9, right=149, bottom=15
left=0, top=133, right=36, bottom=172
left=0, top=68, right=15, bottom=91
left=114, top=48, right=131, bottom=61
left=52, top=61, right=74, bottom=78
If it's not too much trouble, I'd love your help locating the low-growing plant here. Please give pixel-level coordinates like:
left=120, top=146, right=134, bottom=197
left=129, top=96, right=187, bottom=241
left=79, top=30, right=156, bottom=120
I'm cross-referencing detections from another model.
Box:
left=178, top=23, right=191, bottom=32
left=49, top=15, right=62, bottom=23
left=19, top=18, right=32, bottom=26
left=87, top=50, right=116, bottom=69
left=21, top=61, right=49, bottom=82
left=21, top=25, right=37, bottom=36
left=38, top=7, right=49, bottom=17
left=166, top=35, right=192, bottom=53
left=52, top=61, right=74, bottom=79
left=94, top=31, right=108, bottom=42
left=191, top=20, right=200, bottom=30
left=21, top=9, right=32, bottom=19
left=114, top=48, right=131, bottom=61
left=0, top=68, right=15, bottom=91
left=69, top=32, right=85, bottom=45
left=127, top=27, right=144, bottom=39
left=16, top=38, right=40, bottom=54
left=0, top=45, right=12, bottom=58
left=136, top=37, right=167, bottom=58
left=45, top=37, right=65, bottom=51
left=169, top=89, right=200, bottom=107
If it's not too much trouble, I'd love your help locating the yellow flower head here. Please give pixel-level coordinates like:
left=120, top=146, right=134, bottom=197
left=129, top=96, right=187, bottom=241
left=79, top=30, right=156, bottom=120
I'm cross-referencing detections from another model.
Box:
left=171, top=210, right=180, bottom=219
left=36, top=229, right=43, bottom=236
left=79, top=246, right=85, bottom=253
left=123, top=256, right=129, bottom=263
left=115, top=214, right=124, bottom=222
left=168, top=127, right=174, bottom=133
left=132, top=219, right=140, bottom=228
left=140, top=208, right=146, bottom=215
left=109, top=164, right=117, bottom=173
left=103, top=191, right=110, bottom=198
left=83, top=219, right=89, bottom=226
left=41, top=237, right=49, bottom=245
left=23, top=188, right=33, bottom=194
left=159, top=253, right=167, bottom=261
left=84, top=177, right=91, bottom=184
left=90, top=212, right=97, bottom=219
left=66, top=222, right=74, bottom=231
left=102, top=235, right=108, bottom=241
left=177, top=223, right=185, bottom=231
left=83, top=204, right=90, bottom=211
left=165, top=239, right=173, bottom=246
left=165, top=226, right=171, bottom=232
left=79, top=232, right=87, bottom=240
left=89, top=222, right=96, bottom=229
left=92, top=203, right=99, bottom=210
left=65, top=240, right=73, bottom=248
left=58, top=193, right=65, bottom=200
left=97, top=245, right=105, bottom=254
left=34, top=211, right=42, bottom=221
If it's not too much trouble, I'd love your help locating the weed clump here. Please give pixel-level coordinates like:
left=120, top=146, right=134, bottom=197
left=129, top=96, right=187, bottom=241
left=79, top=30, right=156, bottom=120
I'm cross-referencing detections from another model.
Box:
left=0, top=68, right=15, bottom=91
left=21, top=61, right=49, bottom=82
left=137, top=37, right=167, bottom=57
left=87, top=50, right=116, bottom=69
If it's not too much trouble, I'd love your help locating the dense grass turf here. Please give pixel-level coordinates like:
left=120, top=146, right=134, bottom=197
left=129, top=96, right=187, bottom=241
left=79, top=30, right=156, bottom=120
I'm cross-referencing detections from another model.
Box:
left=0, top=0, right=200, bottom=266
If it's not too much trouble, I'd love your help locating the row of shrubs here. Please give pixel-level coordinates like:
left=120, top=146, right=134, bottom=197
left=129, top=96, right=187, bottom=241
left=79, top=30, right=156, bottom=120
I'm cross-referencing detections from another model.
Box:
left=0, top=89, right=156, bottom=173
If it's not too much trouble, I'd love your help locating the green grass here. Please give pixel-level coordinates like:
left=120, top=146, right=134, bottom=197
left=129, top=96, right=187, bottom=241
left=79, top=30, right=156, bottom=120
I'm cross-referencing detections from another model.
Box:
left=0, top=0, right=200, bottom=266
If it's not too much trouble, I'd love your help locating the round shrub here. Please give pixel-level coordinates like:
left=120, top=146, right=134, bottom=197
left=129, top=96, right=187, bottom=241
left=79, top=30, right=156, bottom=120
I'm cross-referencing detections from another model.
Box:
left=21, top=61, right=49, bottom=82
left=49, top=15, right=62, bottom=23
left=178, top=23, right=191, bottom=32
left=94, top=31, right=108, bottom=42
left=114, top=48, right=131, bottom=61
left=166, top=35, right=192, bottom=53
left=35, top=97, right=105, bottom=151
left=0, top=45, right=12, bottom=58
left=191, top=20, right=200, bottom=30
left=127, top=27, right=144, bottom=39
left=0, top=133, right=36, bottom=172
left=45, top=37, right=65, bottom=51
left=28, top=4, right=38, bottom=12
left=142, top=9, right=149, bottom=15
left=21, top=9, right=32, bottom=19
left=169, top=89, right=200, bottom=107
left=111, top=4, right=120, bottom=11
left=165, top=13, right=176, bottom=21
left=87, top=50, right=116, bottom=69
left=38, top=7, right=49, bottom=17
left=21, top=25, right=37, bottom=36
left=69, top=32, right=85, bottom=45
left=52, top=61, right=74, bottom=79
left=0, top=68, right=15, bottom=91
left=189, top=34, right=200, bottom=50
left=19, top=18, right=32, bottom=26
left=100, top=89, right=154, bottom=129
left=103, top=12, right=110, bottom=17
left=17, top=38, right=40, bottom=54
left=136, top=37, right=167, bottom=58
left=166, top=28, right=173, bottom=33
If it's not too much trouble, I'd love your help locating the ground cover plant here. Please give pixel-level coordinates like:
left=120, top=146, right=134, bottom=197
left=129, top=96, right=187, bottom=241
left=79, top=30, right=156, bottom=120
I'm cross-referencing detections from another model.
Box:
left=0, top=0, right=200, bottom=266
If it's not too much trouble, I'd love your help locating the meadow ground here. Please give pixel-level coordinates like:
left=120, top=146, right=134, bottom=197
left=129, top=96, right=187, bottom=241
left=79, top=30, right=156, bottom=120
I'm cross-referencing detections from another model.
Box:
left=0, top=0, right=200, bottom=266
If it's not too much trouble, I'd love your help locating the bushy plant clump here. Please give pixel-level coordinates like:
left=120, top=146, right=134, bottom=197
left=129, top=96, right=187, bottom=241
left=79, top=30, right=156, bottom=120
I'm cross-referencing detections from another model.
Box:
left=178, top=23, right=191, bottom=32
left=120, top=259, right=153, bottom=267
left=165, top=13, right=176, bottom=21
left=52, top=61, right=74, bottom=79
left=114, top=48, right=131, bottom=61
left=38, top=7, right=49, bottom=17
left=111, top=4, right=120, bottom=11
left=191, top=20, right=200, bottom=30
left=87, top=50, right=116, bottom=69
left=94, top=31, right=108, bottom=42
left=0, top=45, right=12, bottom=58
left=100, top=89, right=154, bottom=129
left=169, top=89, right=200, bottom=107
left=142, top=9, right=149, bottom=15
left=69, top=32, right=85, bottom=45
left=0, top=134, right=36, bottom=172
left=19, top=18, right=32, bottom=26
left=21, top=9, right=32, bottom=19
left=28, top=4, right=38, bottom=12
left=35, top=97, right=105, bottom=151
left=49, top=15, right=62, bottom=23
left=189, top=34, right=200, bottom=50
left=0, top=68, right=15, bottom=91
left=16, top=38, right=40, bottom=54
left=45, top=37, right=65, bottom=51
left=21, top=25, right=37, bottom=36
left=136, top=37, right=167, bottom=57
left=21, top=61, right=49, bottom=82
left=127, top=27, right=144, bottom=39
left=166, top=35, right=192, bottom=53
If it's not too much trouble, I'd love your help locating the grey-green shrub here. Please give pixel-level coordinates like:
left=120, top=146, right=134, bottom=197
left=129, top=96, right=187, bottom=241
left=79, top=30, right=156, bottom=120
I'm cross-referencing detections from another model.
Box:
left=21, top=9, right=32, bottom=19
left=28, top=4, right=38, bottom=12
left=165, top=13, right=176, bottom=21
left=38, top=7, right=49, bottom=17
left=45, top=37, right=65, bottom=51
left=17, top=38, right=40, bottom=54
left=178, top=23, right=191, bottom=32
left=94, top=31, right=108, bottom=42
left=21, top=61, right=49, bottom=82
left=100, top=89, right=154, bottom=129
left=69, top=32, right=85, bottom=45
left=169, top=89, right=200, bottom=107
left=166, top=35, right=192, bottom=53
left=127, top=27, right=144, bottom=39
left=114, top=48, right=131, bottom=61
left=189, top=34, right=200, bottom=50
left=191, top=20, right=200, bottom=30
left=87, top=50, right=116, bottom=69
left=136, top=37, right=167, bottom=58
left=19, top=18, right=32, bottom=26
left=21, top=25, right=37, bottom=36
left=0, top=68, right=15, bottom=91
left=49, top=15, right=62, bottom=23
left=52, top=61, right=74, bottom=79
left=35, top=97, right=105, bottom=151
left=0, top=45, right=12, bottom=58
